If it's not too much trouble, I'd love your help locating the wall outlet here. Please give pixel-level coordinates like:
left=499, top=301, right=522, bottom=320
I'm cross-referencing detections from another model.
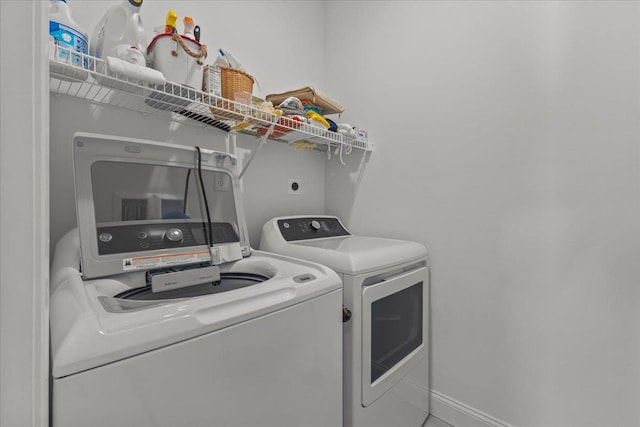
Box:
left=215, top=172, right=231, bottom=192
left=288, top=178, right=302, bottom=195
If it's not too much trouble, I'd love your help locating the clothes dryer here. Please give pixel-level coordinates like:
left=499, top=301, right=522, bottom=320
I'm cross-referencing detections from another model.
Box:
left=261, top=215, right=430, bottom=427
left=50, top=134, right=343, bottom=427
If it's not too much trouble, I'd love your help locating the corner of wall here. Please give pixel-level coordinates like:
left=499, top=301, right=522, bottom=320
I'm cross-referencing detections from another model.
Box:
left=0, top=1, right=50, bottom=426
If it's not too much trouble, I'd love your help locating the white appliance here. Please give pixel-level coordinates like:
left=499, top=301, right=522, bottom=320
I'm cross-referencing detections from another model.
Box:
left=50, top=134, right=343, bottom=427
left=261, top=215, right=430, bottom=427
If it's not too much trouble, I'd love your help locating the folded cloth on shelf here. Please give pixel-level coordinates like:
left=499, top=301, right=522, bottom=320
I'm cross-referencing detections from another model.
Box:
left=106, top=56, right=167, bottom=86
left=303, top=105, right=323, bottom=115
left=326, top=118, right=338, bottom=132
left=306, top=110, right=330, bottom=129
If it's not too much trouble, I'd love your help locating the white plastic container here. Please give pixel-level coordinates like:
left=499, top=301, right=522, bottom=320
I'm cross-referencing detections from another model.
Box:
left=49, top=0, right=88, bottom=80
left=147, top=33, right=206, bottom=89
left=90, top=0, right=147, bottom=66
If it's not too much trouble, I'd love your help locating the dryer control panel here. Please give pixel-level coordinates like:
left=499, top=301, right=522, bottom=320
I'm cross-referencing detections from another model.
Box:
left=277, top=217, right=350, bottom=241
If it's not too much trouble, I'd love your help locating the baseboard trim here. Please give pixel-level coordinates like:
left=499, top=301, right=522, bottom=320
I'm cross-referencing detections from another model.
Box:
left=430, top=390, right=516, bottom=427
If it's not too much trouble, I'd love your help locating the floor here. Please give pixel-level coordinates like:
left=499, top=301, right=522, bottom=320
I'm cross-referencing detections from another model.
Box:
left=424, top=415, right=454, bottom=427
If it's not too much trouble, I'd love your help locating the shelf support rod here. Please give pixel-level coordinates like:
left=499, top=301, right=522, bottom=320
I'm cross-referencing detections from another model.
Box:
left=225, top=132, right=237, bottom=157
left=238, top=118, right=279, bottom=179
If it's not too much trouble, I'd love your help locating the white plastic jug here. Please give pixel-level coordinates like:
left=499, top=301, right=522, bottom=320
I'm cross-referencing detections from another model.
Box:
left=49, top=0, right=88, bottom=68
left=90, top=0, right=147, bottom=66
left=147, top=33, right=206, bottom=89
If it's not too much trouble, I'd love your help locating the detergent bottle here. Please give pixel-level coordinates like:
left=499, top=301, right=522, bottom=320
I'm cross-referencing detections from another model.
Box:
left=90, top=0, right=147, bottom=66
left=49, top=0, right=88, bottom=69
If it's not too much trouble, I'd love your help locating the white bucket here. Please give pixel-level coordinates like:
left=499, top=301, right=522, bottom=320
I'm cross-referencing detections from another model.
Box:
left=147, top=33, right=206, bottom=89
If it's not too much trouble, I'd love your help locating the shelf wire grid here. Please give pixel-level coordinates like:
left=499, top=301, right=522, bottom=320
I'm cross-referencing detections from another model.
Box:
left=49, top=48, right=372, bottom=152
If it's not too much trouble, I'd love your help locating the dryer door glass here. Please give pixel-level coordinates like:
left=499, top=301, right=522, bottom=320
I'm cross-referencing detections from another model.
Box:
left=361, top=266, right=427, bottom=407
left=370, top=282, right=422, bottom=382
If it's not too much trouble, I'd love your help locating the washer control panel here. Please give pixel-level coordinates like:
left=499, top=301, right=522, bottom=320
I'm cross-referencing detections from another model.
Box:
left=277, top=217, right=350, bottom=241
left=97, top=222, right=239, bottom=255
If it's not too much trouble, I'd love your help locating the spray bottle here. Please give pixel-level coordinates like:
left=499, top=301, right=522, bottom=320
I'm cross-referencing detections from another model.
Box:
left=90, top=0, right=147, bottom=66
left=183, top=16, right=195, bottom=38
left=165, top=10, right=178, bottom=34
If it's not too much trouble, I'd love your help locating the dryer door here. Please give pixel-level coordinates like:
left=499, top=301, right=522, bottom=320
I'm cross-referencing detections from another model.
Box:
left=361, top=265, right=427, bottom=406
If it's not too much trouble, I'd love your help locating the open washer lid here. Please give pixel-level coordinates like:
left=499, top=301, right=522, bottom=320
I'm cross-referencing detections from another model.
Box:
left=73, top=133, right=251, bottom=279
left=260, top=215, right=428, bottom=275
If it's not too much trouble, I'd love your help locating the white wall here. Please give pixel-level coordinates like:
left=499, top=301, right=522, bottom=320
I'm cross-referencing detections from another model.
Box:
left=50, top=0, right=329, bottom=250
left=325, top=2, right=640, bottom=426
left=0, top=2, right=49, bottom=426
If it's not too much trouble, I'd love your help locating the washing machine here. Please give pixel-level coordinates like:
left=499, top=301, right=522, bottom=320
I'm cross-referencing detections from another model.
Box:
left=50, top=134, right=343, bottom=427
left=261, top=215, right=430, bottom=427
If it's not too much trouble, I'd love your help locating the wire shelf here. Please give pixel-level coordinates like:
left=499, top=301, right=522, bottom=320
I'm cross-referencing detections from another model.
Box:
left=48, top=48, right=373, bottom=152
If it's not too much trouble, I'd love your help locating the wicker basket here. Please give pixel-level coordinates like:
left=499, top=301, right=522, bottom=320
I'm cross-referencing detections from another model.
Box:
left=220, top=67, right=254, bottom=100
left=203, top=66, right=256, bottom=122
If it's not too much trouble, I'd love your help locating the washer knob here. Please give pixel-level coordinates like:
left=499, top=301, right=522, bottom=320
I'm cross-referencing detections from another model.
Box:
left=99, top=233, right=113, bottom=243
left=165, top=228, right=183, bottom=242
left=343, top=306, right=352, bottom=323
left=310, top=220, right=321, bottom=231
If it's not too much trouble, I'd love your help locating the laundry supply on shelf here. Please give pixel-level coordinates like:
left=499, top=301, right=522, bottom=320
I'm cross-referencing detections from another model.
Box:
left=106, top=56, right=166, bottom=85
left=204, top=65, right=222, bottom=97
left=277, top=97, right=304, bottom=116
left=183, top=16, right=195, bottom=38
left=165, top=9, right=178, bottom=34
left=337, top=123, right=357, bottom=139
left=49, top=0, right=89, bottom=81
left=268, top=88, right=346, bottom=137
left=47, top=3, right=369, bottom=153
left=90, top=0, right=147, bottom=67
left=266, top=86, right=345, bottom=115
left=147, top=11, right=207, bottom=89
left=326, top=118, right=338, bottom=132
left=305, top=110, right=330, bottom=129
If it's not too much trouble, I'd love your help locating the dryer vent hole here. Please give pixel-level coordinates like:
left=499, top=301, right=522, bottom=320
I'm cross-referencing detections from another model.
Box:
left=288, top=179, right=302, bottom=195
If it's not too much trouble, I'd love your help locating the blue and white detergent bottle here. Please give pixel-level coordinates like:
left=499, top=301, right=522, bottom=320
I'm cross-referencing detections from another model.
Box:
left=49, top=0, right=88, bottom=79
left=90, top=0, right=148, bottom=67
